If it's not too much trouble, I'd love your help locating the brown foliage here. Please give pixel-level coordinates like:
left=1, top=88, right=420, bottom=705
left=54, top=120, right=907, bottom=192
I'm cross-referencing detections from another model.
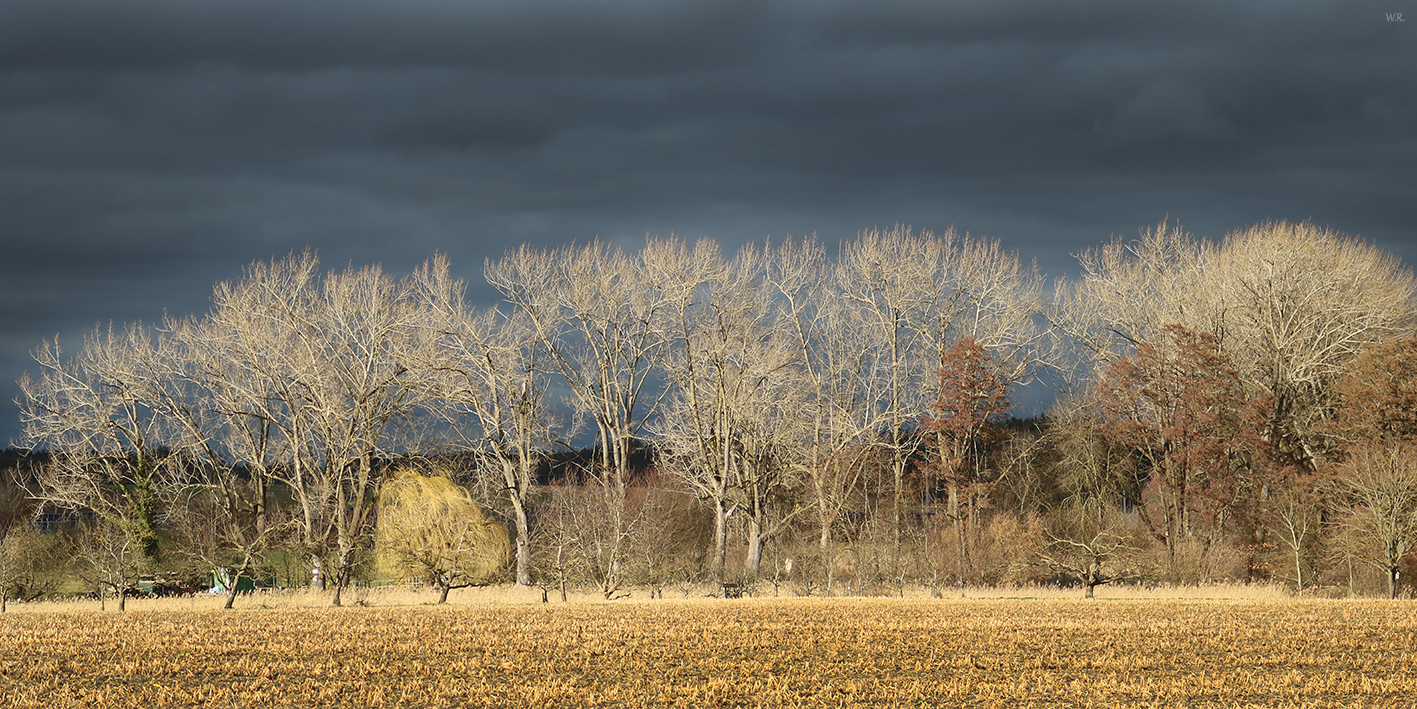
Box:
left=1095, top=324, right=1273, bottom=578
left=1330, top=334, right=1417, bottom=449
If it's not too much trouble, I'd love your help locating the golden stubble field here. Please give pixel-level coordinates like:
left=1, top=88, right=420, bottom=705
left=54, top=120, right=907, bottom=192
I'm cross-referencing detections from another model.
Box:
left=3, top=596, right=1417, bottom=708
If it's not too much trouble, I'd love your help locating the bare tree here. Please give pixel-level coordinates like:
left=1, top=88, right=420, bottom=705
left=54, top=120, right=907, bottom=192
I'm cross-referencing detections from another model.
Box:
left=152, top=312, right=295, bottom=609
left=1327, top=334, right=1417, bottom=452
left=766, top=236, right=887, bottom=593
left=1337, top=445, right=1417, bottom=599
left=1040, top=524, right=1139, bottom=599
left=1050, top=220, right=1213, bottom=380
left=1095, top=325, right=1267, bottom=579
left=621, top=476, right=708, bottom=599
left=836, top=227, right=949, bottom=550
left=413, top=255, right=549, bottom=586
left=1046, top=399, right=1132, bottom=523
left=533, top=478, right=635, bottom=600
left=1271, top=485, right=1320, bottom=591
left=1054, top=221, right=1415, bottom=470
left=196, top=252, right=439, bottom=605
left=0, top=462, right=56, bottom=612
left=72, top=519, right=145, bottom=611
left=486, top=240, right=667, bottom=595
left=690, top=316, right=812, bottom=583
left=528, top=482, right=581, bottom=602
left=920, top=337, right=1010, bottom=582
left=836, top=227, right=1050, bottom=556
left=939, top=235, right=1054, bottom=387
left=649, top=237, right=746, bottom=579
left=1214, top=222, right=1416, bottom=469
left=165, top=484, right=292, bottom=609
left=17, top=323, right=183, bottom=570
left=194, top=252, right=337, bottom=588
left=0, top=527, right=62, bottom=612
left=650, top=237, right=806, bottom=579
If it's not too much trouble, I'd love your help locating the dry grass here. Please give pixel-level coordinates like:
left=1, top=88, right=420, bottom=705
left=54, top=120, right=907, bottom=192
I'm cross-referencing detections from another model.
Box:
left=4, top=580, right=1299, bottom=615
left=5, top=591, right=1417, bottom=707
left=3, top=583, right=548, bottom=614
left=950, top=580, right=1297, bottom=601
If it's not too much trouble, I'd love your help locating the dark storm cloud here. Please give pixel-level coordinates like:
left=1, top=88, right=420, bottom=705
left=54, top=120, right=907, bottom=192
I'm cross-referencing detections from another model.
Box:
left=0, top=0, right=770, bottom=74
left=1, top=0, right=1415, bottom=441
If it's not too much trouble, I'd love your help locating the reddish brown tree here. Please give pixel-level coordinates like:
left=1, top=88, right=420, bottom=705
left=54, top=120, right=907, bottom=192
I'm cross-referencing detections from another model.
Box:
left=919, top=337, right=1009, bottom=581
left=1331, top=335, right=1417, bottom=449
left=1096, top=324, right=1272, bottom=579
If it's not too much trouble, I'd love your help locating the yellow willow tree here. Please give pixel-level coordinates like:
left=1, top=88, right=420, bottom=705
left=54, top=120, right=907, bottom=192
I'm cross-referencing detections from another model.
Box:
left=376, top=469, right=510, bottom=604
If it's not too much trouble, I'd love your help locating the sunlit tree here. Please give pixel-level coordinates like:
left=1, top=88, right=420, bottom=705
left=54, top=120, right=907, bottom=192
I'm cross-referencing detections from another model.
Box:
left=376, top=469, right=510, bottom=604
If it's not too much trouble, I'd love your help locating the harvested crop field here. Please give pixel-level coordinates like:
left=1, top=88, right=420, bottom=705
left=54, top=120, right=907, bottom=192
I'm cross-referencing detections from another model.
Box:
left=4, top=598, right=1417, bottom=708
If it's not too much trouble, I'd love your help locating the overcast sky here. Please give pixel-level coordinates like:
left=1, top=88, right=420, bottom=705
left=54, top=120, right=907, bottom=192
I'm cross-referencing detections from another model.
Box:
left=2, top=0, right=1414, bottom=444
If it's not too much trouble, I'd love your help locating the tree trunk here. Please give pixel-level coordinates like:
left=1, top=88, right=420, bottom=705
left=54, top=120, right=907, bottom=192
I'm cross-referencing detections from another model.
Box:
left=604, top=440, right=630, bottom=598
left=1389, top=567, right=1399, bottom=600
left=512, top=498, right=532, bottom=586
left=713, top=497, right=729, bottom=580
left=117, top=587, right=127, bottom=612
left=892, top=446, right=904, bottom=559
left=745, top=517, right=763, bottom=577
left=299, top=475, right=320, bottom=589
left=224, top=562, right=249, bottom=610
left=1084, top=583, right=1096, bottom=599
left=438, top=583, right=451, bottom=604
left=332, top=545, right=354, bottom=607
left=947, top=481, right=963, bottom=582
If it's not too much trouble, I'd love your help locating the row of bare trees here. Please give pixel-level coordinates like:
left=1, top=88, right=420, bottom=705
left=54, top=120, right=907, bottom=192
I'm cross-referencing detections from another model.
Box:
left=12, top=220, right=1417, bottom=605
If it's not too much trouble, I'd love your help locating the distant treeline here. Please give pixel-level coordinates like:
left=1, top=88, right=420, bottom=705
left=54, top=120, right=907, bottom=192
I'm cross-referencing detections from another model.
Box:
left=6, top=220, right=1417, bottom=609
